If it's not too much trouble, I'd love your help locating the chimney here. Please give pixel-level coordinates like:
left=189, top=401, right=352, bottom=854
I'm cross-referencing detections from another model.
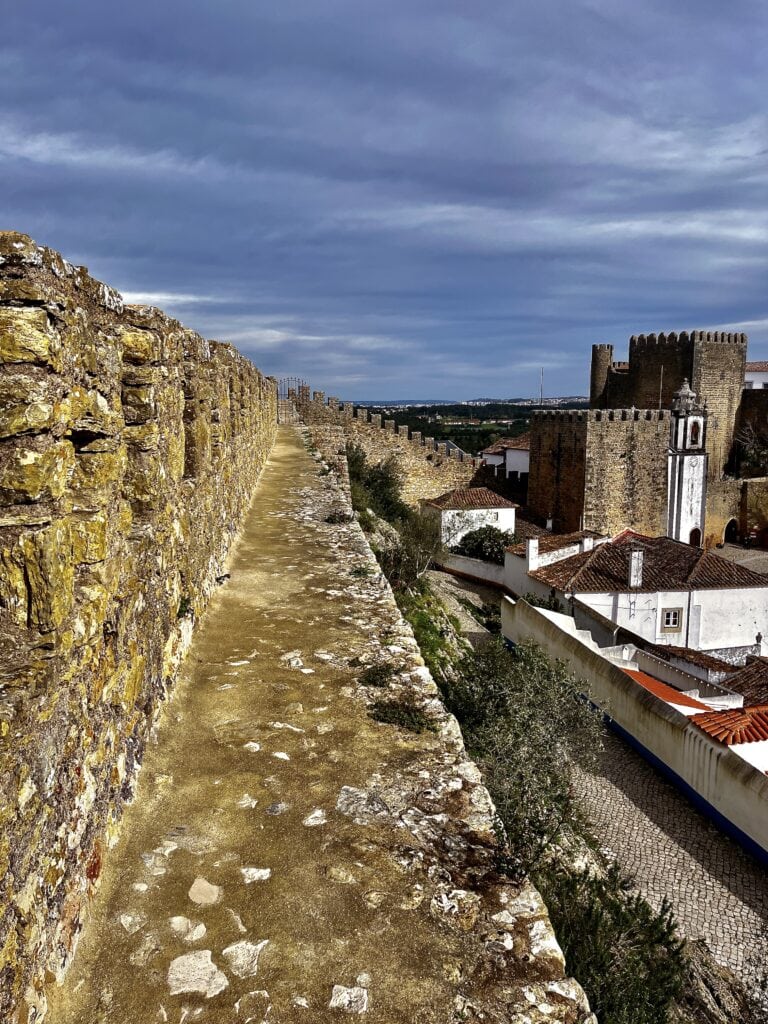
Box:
left=527, top=538, right=540, bottom=572
left=629, top=547, right=644, bottom=589
left=580, top=536, right=594, bottom=553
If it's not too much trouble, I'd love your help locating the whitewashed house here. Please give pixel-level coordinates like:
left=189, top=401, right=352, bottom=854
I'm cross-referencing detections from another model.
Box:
left=745, top=361, right=768, bottom=390
left=506, top=529, right=768, bottom=662
left=481, top=434, right=530, bottom=482
left=423, top=487, right=518, bottom=546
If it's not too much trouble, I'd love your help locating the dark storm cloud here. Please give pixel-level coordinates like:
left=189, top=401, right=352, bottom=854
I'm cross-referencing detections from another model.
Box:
left=2, top=0, right=766, bottom=398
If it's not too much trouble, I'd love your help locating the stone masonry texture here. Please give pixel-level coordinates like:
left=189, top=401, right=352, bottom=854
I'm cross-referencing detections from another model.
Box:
left=528, top=410, right=669, bottom=536
left=0, top=233, right=277, bottom=1020
left=46, top=425, right=593, bottom=1024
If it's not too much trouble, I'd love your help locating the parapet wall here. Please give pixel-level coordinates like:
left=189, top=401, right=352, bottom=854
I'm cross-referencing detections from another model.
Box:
left=0, top=233, right=277, bottom=1016
left=294, top=391, right=479, bottom=505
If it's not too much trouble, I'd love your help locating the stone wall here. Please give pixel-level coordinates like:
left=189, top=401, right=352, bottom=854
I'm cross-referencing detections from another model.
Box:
left=591, top=331, right=747, bottom=480
left=303, top=424, right=594, bottom=1024
left=0, top=233, right=277, bottom=1017
left=528, top=409, right=669, bottom=536
left=343, top=413, right=477, bottom=506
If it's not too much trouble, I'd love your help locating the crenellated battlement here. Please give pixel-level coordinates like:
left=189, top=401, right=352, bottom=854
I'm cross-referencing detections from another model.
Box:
left=533, top=408, right=670, bottom=424
left=630, top=330, right=748, bottom=348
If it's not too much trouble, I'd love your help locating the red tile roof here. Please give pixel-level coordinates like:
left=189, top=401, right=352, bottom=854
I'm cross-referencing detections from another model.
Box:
left=530, top=531, right=768, bottom=593
left=691, top=705, right=768, bottom=745
left=721, top=657, right=768, bottom=707
left=746, top=361, right=768, bottom=373
left=622, top=669, right=710, bottom=710
left=482, top=433, right=531, bottom=455
left=425, top=487, right=518, bottom=511
left=512, top=515, right=549, bottom=542
left=650, top=644, right=737, bottom=675
left=507, top=530, right=602, bottom=556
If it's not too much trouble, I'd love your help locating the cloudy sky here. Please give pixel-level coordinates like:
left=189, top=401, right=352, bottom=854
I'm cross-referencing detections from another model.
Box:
left=3, top=1, right=767, bottom=399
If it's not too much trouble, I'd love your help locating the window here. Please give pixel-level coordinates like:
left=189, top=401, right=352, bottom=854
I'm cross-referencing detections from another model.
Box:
left=661, top=608, right=682, bottom=632
left=490, top=511, right=499, bottom=521
left=745, top=381, right=754, bottom=389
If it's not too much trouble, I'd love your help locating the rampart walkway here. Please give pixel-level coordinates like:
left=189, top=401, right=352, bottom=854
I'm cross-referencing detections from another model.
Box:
left=47, top=426, right=588, bottom=1024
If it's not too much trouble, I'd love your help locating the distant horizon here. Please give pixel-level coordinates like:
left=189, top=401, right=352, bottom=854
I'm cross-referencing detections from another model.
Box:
left=3, top=1, right=766, bottom=398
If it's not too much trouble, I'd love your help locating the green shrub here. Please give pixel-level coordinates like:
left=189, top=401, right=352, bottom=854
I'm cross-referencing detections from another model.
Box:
left=346, top=443, right=409, bottom=523
left=522, top=590, right=563, bottom=612
left=452, top=525, right=518, bottom=564
left=369, top=699, right=437, bottom=733
left=538, top=865, right=684, bottom=1024
left=358, top=663, right=395, bottom=688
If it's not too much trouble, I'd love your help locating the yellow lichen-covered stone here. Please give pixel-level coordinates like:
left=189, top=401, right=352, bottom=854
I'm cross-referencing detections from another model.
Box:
left=168, top=427, right=185, bottom=482
left=70, top=448, right=127, bottom=509
left=0, top=308, right=57, bottom=366
left=19, top=519, right=75, bottom=633
left=119, top=327, right=159, bottom=365
left=70, top=512, right=109, bottom=564
left=0, top=441, right=76, bottom=503
left=0, top=543, right=27, bottom=626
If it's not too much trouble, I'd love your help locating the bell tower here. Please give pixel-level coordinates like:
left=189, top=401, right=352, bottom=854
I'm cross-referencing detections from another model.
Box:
left=667, top=379, right=708, bottom=545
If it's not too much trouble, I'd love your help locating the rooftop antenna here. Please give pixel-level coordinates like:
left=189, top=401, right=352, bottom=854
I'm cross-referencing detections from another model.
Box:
left=539, top=366, right=544, bottom=405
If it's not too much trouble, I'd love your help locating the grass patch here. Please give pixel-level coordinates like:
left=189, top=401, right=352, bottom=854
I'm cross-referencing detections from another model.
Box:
left=369, top=699, right=437, bottom=733
left=358, top=663, right=395, bottom=688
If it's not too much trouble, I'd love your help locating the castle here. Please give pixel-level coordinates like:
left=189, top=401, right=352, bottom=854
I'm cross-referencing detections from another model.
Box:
left=527, top=330, right=768, bottom=548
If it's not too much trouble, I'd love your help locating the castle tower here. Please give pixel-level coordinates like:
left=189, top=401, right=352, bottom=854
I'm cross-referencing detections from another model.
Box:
left=667, top=380, right=708, bottom=545
left=590, top=344, right=613, bottom=407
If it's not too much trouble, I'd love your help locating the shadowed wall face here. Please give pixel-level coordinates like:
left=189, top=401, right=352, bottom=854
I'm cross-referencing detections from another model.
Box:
left=0, top=232, right=276, bottom=1019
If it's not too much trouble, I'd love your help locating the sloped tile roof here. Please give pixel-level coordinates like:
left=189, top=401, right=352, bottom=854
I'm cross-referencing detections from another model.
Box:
left=746, top=361, right=768, bottom=373
left=691, top=705, right=768, bottom=745
left=512, top=515, right=549, bottom=542
left=425, top=487, right=518, bottom=510
left=649, top=644, right=737, bottom=675
left=530, top=531, right=768, bottom=593
left=622, top=668, right=710, bottom=711
left=721, top=657, right=768, bottom=707
left=507, top=530, right=603, bottom=556
left=482, top=433, right=531, bottom=455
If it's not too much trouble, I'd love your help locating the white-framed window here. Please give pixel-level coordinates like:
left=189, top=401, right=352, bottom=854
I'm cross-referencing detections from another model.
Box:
left=661, top=607, right=682, bottom=632
left=745, top=381, right=754, bottom=389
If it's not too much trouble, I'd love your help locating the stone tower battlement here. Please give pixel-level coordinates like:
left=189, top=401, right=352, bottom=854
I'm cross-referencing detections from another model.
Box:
left=590, top=328, right=746, bottom=479
left=629, top=330, right=747, bottom=348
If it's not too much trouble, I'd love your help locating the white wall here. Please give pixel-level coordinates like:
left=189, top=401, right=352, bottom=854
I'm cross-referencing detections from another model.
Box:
left=745, top=370, right=768, bottom=389
left=505, top=448, right=529, bottom=477
left=504, top=552, right=555, bottom=601
left=501, top=597, right=768, bottom=861
left=440, top=553, right=506, bottom=588
left=442, top=506, right=516, bottom=545
left=575, top=587, right=768, bottom=654
left=667, top=452, right=706, bottom=543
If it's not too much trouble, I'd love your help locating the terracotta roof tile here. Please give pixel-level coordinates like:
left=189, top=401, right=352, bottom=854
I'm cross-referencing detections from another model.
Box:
left=721, top=657, right=768, bottom=707
left=512, top=516, right=549, bottom=542
left=692, top=705, right=768, bottom=745
left=482, top=433, right=531, bottom=455
left=425, top=487, right=518, bottom=511
left=746, top=361, right=768, bottom=373
left=530, top=531, right=768, bottom=593
left=649, top=644, right=737, bottom=674
left=622, top=668, right=710, bottom=710
left=507, top=530, right=602, bottom=556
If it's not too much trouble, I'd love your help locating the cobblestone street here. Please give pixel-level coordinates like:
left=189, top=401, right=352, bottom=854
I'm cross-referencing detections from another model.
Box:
left=574, top=730, right=768, bottom=981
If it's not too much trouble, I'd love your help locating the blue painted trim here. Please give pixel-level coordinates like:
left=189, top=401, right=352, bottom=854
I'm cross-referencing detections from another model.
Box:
left=606, top=715, right=768, bottom=868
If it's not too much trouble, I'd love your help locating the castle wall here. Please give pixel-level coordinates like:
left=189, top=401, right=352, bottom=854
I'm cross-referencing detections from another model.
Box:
left=527, top=411, right=588, bottom=532
left=528, top=409, right=669, bottom=536
left=583, top=411, right=669, bottom=537
left=690, top=336, right=746, bottom=478
left=0, top=233, right=277, bottom=1014
left=703, top=478, right=742, bottom=548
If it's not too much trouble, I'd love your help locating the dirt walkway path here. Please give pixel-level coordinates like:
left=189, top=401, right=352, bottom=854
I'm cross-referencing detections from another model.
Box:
left=47, top=427, right=587, bottom=1024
